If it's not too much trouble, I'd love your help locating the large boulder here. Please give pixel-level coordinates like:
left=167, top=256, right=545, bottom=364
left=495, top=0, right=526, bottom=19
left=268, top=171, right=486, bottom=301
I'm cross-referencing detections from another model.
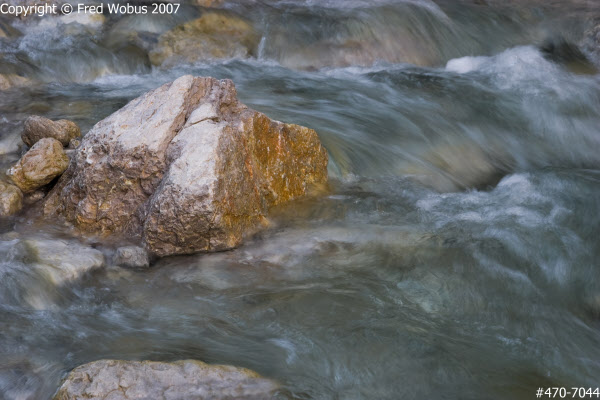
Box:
left=52, top=359, right=278, bottom=400
left=42, top=75, right=328, bottom=256
left=22, top=116, right=81, bottom=147
left=0, top=181, right=23, bottom=216
left=7, top=137, right=69, bottom=193
left=149, top=12, right=259, bottom=67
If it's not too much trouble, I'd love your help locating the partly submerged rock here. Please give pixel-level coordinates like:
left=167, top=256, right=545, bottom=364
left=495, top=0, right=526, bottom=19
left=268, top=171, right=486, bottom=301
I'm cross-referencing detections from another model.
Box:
left=0, top=17, right=21, bottom=38
left=114, top=245, right=150, bottom=269
left=22, top=116, right=81, bottom=147
left=540, top=36, right=597, bottom=75
left=20, top=238, right=105, bottom=286
left=149, top=12, right=259, bottom=67
left=196, top=0, right=224, bottom=7
left=399, top=142, right=511, bottom=192
left=0, top=131, right=22, bottom=155
left=42, top=75, right=328, bottom=256
left=0, top=180, right=23, bottom=217
left=53, top=359, right=278, bottom=400
left=581, top=22, right=600, bottom=67
left=7, top=138, right=69, bottom=193
left=0, top=73, right=31, bottom=90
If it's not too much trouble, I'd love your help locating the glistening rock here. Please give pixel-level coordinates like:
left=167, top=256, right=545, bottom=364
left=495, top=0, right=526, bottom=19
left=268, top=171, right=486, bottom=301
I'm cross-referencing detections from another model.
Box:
left=42, top=75, right=328, bottom=256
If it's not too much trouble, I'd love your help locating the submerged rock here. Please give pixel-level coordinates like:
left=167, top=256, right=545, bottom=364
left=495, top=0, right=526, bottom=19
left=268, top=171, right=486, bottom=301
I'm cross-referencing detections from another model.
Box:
left=20, top=238, right=105, bottom=286
left=196, top=0, right=224, bottom=6
left=7, top=138, right=69, bottom=193
left=53, top=359, right=278, bottom=400
left=399, top=142, right=511, bottom=192
left=581, top=22, right=600, bottom=67
left=114, top=245, right=150, bottom=269
left=0, top=181, right=23, bottom=217
left=0, top=17, right=21, bottom=38
left=22, top=116, right=81, bottom=147
left=0, top=73, right=31, bottom=91
left=540, top=37, right=597, bottom=74
left=42, top=75, right=328, bottom=256
left=149, top=12, right=259, bottom=67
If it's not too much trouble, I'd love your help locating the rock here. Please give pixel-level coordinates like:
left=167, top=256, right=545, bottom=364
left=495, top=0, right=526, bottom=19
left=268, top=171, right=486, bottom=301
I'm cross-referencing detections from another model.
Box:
left=23, top=189, right=46, bottom=205
left=114, top=245, right=150, bottom=269
left=149, top=12, right=259, bottom=67
left=20, top=238, right=105, bottom=286
left=581, top=22, right=600, bottom=67
left=0, top=73, right=31, bottom=91
left=0, top=17, right=21, bottom=38
left=540, top=36, right=597, bottom=74
left=196, top=0, right=224, bottom=7
left=399, top=142, right=511, bottom=192
left=7, top=137, right=70, bottom=193
left=67, top=138, right=81, bottom=149
left=42, top=75, right=328, bottom=256
left=53, top=359, right=278, bottom=400
left=0, top=181, right=23, bottom=216
left=0, top=131, right=22, bottom=155
left=22, top=116, right=81, bottom=147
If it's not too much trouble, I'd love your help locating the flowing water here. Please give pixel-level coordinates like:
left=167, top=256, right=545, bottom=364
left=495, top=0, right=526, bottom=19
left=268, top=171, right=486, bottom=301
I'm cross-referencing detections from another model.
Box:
left=1, top=0, right=600, bottom=399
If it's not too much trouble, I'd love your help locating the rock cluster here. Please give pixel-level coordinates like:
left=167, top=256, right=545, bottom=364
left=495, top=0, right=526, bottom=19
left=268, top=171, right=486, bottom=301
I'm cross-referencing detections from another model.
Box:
left=22, top=116, right=81, bottom=147
left=0, top=116, right=80, bottom=217
left=42, top=75, right=328, bottom=256
left=53, top=359, right=278, bottom=400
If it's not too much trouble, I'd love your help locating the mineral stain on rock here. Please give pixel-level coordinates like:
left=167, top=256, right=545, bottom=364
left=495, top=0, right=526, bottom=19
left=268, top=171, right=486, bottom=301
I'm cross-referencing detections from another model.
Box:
left=42, top=75, right=328, bottom=257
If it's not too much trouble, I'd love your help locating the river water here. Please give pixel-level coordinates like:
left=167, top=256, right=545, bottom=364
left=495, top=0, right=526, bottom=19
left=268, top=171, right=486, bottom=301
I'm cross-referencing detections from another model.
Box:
left=1, top=0, right=600, bottom=399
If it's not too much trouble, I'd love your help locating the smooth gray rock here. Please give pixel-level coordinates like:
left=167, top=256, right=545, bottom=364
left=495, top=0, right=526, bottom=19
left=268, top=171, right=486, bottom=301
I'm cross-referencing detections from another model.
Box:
left=21, top=238, right=105, bottom=286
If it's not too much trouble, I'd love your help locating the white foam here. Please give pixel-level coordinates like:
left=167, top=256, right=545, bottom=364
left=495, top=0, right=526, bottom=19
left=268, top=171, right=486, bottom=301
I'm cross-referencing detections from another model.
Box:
left=445, top=56, right=488, bottom=73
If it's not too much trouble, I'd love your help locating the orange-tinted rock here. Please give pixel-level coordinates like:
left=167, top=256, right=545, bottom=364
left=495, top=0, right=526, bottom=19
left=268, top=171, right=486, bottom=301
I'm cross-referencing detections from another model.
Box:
left=42, top=76, right=328, bottom=256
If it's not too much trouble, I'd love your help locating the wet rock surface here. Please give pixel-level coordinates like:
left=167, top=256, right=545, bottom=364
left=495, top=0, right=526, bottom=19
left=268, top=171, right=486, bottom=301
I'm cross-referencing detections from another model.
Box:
left=42, top=75, right=328, bottom=256
left=149, top=12, right=259, bottom=67
left=19, top=238, right=105, bottom=286
left=52, top=359, right=278, bottom=400
left=0, top=181, right=23, bottom=217
left=7, top=137, right=69, bottom=193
